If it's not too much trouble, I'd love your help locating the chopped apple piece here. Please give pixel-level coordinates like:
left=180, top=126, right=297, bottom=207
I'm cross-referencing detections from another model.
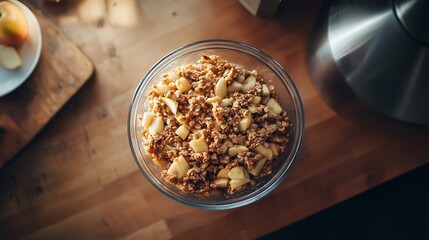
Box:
left=190, top=137, right=208, bottom=153
left=239, top=113, right=252, bottom=132
left=153, top=83, right=173, bottom=95
left=241, top=76, right=256, bottom=92
left=175, top=112, right=185, bottom=123
left=160, top=97, right=178, bottom=115
left=248, top=105, right=258, bottom=114
left=220, top=144, right=228, bottom=154
left=217, top=168, right=231, bottom=178
left=237, top=75, right=245, bottom=83
left=0, top=45, right=22, bottom=70
left=220, top=98, right=233, bottom=107
left=227, top=81, right=243, bottom=93
left=247, top=158, right=267, bottom=176
left=205, top=96, right=221, bottom=104
left=176, top=77, right=192, bottom=93
left=270, top=143, right=281, bottom=156
left=266, top=98, right=283, bottom=114
left=167, top=161, right=178, bottom=177
left=148, top=117, right=164, bottom=135
left=215, top=77, right=227, bottom=98
left=142, top=112, right=155, bottom=130
left=253, top=145, right=273, bottom=160
left=252, top=96, right=261, bottom=105
left=228, top=145, right=249, bottom=157
left=167, top=155, right=190, bottom=178
left=200, top=162, right=210, bottom=170
left=261, top=84, right=270, bottom=96
left=228, top=166, right=250, bottom=180
left=164, top=72, right=180, bottom=83
left=175, top=125, right=190, bottom=140
left=164, top=144, right=175, bottom=150
left=267, top=112, right=278, bottom=119
left=213, top=178, right=229, bottom=188
left=229, top=179, right=251, bottom=189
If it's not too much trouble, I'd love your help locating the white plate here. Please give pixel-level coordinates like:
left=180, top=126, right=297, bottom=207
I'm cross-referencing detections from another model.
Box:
left=0, top=0, right=42, bottom=97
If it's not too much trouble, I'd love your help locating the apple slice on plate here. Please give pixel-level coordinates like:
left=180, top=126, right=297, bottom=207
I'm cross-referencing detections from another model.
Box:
left=0, top=0, right=42, bottom=97
left=0, top=45, right=22, bottom=70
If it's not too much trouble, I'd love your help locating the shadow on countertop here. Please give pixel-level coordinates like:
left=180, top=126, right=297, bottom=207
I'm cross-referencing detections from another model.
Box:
left=260, top=163, right=429, bottom=240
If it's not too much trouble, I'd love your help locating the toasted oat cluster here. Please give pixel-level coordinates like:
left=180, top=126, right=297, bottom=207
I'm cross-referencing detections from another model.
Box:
left=140, top=54, right=290, bottom=196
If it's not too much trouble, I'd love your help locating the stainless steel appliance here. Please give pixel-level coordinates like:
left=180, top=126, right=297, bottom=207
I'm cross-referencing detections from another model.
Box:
left=308, top=0, right=429, bottom=125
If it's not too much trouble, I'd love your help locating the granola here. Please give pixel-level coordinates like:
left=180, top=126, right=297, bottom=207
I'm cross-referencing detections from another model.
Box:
left=140, top=54, right=290, bottom=196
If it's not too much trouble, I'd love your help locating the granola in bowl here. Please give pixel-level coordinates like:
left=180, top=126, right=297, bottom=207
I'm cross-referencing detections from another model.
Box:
left=140, top=54, right=291, bottom=196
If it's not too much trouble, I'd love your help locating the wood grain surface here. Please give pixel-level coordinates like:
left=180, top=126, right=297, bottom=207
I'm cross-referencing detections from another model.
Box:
left=0, top=2, right=93, bottom=167
left=1, top=0, right=428, bottom=239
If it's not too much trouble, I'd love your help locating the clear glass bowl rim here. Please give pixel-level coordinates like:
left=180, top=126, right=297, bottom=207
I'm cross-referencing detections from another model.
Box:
left=128, top=39, right=305, bottom=210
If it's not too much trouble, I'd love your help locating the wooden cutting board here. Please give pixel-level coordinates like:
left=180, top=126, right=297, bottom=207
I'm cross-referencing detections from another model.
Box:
left=0, top=3, right=94, bottom=167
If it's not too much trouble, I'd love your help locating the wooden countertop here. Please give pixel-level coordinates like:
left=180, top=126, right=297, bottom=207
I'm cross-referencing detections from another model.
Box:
left=1, top=0, right=429, bottom=239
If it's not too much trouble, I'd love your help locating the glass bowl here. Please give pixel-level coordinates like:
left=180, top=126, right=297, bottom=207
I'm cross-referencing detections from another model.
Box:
left=128, top=39, right=304, bottom=210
